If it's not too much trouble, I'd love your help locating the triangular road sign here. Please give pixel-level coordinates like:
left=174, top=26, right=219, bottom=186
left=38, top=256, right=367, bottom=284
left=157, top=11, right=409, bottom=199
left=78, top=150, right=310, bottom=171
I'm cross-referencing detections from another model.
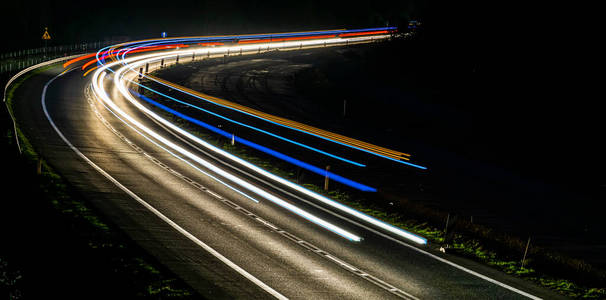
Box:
left=42, top=27, right=51, bottom=40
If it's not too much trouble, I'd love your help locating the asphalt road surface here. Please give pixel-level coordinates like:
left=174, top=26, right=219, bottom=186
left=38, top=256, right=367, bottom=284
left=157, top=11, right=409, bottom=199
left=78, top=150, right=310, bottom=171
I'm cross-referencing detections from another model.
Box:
left=9, top=51, right=566, bottom=299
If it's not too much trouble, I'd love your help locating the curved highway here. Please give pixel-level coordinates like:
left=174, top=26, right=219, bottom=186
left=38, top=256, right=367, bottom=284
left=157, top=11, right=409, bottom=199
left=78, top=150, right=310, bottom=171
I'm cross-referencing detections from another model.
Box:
left=6, top=28, right=564, bottom=299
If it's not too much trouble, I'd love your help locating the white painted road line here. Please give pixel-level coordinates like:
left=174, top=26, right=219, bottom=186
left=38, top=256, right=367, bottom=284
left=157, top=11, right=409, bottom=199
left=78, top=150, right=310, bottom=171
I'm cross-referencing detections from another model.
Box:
left=84, top=84, right=420, bottom=299
left=42, top=69, right=288, bottom=300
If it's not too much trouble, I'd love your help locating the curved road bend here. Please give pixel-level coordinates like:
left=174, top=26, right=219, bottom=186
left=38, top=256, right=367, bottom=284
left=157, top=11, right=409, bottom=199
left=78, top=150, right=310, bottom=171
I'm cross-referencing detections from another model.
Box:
left=10, top=60, right=566, bottom=299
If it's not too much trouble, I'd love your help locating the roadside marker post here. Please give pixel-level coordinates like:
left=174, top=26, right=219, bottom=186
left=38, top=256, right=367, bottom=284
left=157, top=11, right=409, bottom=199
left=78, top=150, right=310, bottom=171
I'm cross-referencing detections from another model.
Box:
left=444, top=213, right=450, bottom=235
left=324, top=165, right=330, bottom=191
left=521, top=237, right=531, bottom=268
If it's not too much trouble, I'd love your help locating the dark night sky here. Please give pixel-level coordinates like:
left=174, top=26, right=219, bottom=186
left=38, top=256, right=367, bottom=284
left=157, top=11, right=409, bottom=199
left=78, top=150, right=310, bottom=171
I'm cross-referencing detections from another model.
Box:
left=2, top=1, right=597, bottom=188
left=2, top=0, right=423, bottom=47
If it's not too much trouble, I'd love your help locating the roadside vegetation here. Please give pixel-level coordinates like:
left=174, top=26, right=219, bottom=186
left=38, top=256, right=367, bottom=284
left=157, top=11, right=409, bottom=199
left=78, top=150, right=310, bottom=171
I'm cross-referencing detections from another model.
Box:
left=1, top=68, right=201, bottom=298
left=142, top=48, right=606, bottom=298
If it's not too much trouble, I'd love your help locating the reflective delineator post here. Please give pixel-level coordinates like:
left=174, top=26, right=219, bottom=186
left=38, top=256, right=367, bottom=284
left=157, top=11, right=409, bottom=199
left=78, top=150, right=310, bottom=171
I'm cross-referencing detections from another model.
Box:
left=444, top=213, right=450, bottom=235
left=324, top=165, right=330, bottom=191
left=160, top=58, right=164, bottom=68
left=521, top=237, right=531, bottom=268
left=176, top=55, right=179, bottom=64
left=231, top=133, right=235, bottom=145
left=139, top=68, right=143, bottom=79
left=145, top=63, right=149, bottom=73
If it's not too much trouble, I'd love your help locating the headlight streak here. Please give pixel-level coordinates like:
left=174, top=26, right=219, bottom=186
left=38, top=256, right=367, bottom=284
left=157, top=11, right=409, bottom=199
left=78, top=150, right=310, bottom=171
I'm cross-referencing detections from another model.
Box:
left=85, top=84, right=423, bottom=300
left=42, top=71, right=287, bottom=300
left=103, top=36, right=429, bottom=245
left=90, top=85, right=263, bottom=204
left=93, top=65, right=362, bottom=242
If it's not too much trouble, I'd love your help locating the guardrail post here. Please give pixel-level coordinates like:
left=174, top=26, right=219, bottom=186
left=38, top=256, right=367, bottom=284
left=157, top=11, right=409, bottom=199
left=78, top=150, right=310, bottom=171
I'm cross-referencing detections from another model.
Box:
left=145, top=63, right=149, bottom=73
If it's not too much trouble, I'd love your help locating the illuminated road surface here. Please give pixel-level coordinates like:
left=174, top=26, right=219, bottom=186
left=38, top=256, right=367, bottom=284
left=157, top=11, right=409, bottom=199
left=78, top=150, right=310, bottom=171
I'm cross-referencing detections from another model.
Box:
left=6, top=28, right=565, bottom=299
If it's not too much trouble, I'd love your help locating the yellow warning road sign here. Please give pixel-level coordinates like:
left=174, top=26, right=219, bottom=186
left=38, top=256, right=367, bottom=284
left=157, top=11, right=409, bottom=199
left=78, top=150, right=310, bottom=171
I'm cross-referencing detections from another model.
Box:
left=42, top=27, right=51, bottom=40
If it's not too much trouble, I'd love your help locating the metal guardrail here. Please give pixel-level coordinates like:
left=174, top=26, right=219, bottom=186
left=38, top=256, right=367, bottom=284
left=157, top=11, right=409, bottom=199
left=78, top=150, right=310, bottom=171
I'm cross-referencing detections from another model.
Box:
left=0, top=40, right=123, bottom=75
left=3, top=54, right=85, bottom=154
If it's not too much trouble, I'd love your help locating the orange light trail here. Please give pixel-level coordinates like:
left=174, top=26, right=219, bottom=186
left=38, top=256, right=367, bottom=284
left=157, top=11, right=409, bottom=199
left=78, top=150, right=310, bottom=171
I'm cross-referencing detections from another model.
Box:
left=339, top=30, right=390, bottom=37
left=198, top=42, right=225, bottom=46
left=83, top=65, right=98, bottom=77
left=147, top=75, right=410, bottom=160
left=78, top=44, right=189, bottom=71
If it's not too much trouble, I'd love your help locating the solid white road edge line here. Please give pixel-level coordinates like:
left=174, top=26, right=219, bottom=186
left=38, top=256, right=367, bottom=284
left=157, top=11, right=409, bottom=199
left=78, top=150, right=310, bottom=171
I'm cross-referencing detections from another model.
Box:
left=41, top=69, right=287, bottom=300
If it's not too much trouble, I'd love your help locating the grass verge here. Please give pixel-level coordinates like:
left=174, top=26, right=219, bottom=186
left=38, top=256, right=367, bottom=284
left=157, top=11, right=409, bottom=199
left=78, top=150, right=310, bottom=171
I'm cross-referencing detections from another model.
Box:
left=2, top=68, right=200, bottom=298
left=140, top=61, right=606, bottom=298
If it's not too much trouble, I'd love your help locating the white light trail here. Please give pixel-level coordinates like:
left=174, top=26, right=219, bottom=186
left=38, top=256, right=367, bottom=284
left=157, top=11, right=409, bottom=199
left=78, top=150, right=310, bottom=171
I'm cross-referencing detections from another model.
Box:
left=92, top=57, right=362, bottom=242
left=110, top=36, right=428, bottom=245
